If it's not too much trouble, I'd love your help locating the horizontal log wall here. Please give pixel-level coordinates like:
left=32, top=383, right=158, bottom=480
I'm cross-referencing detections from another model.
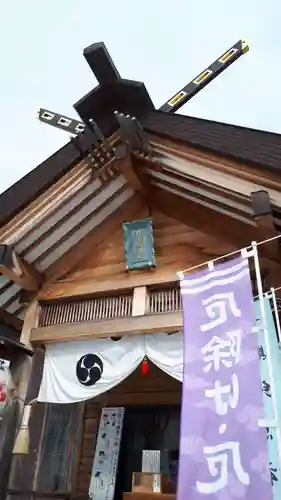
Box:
left=41, top=209, right=236, bottom=300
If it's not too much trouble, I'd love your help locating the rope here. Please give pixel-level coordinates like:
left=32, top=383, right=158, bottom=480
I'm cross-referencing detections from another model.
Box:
left=177, top=233, right=281, bottom=277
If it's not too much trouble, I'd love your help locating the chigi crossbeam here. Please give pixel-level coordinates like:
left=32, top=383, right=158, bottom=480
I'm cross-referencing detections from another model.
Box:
left=159, top=39, right=249, bottom=113
left=37, top=38, right=249, bottom=139
left=37, top=108, right=85, bottom=135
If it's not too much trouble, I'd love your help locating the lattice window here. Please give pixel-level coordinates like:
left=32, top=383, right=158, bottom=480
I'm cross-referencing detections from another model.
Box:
left=148, top=287, right=182, bottom=314
left=39, top=293, right=133, bottom=327
left=35, top=404, right=76, bottom=493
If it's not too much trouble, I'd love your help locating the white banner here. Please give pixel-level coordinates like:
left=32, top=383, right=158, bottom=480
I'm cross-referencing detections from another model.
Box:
left=38, top=333, right=183, bottom=404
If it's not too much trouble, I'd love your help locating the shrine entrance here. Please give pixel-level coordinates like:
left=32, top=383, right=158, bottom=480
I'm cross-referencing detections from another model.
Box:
left=83, top=362, right=182, bottom=500
left=115, top=405, right=180, bottom=499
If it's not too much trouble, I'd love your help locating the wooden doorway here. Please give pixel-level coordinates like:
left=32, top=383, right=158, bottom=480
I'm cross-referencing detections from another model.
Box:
left=76, top=363, right=182, bottom=496
left=115, top=404, right=181, bottom=499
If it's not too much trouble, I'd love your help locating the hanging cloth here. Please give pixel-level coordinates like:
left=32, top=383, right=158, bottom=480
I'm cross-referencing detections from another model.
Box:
left=38, top=336, right=145, bottom=404
left=38, top=332, right=184, bottom=404
left=145, top=332, right=183, bottom=382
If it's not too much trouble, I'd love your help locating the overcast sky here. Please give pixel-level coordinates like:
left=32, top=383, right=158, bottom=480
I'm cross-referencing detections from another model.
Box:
left=0, top=0, right=280, bottom=193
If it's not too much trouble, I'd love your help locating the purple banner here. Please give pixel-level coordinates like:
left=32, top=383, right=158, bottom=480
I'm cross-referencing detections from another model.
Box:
left=178, top=256, right=272, bottom=500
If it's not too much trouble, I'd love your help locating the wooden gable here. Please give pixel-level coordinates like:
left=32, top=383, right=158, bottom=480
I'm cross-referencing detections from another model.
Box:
left=40, top=208, right=236, bottom=301
left=30, top=155, right=281, bottom=344
left=0, top=156, right=136, bottom=319
left=1, top=127, right=281, bottom=332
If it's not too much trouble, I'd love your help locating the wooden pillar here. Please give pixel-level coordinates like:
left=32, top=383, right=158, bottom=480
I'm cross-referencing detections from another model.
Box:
left=7, top=301, right=39, bottom=480
left=16, top=301, right=40, bottom=410
left=251, top=190, right=280, bottom=259
left=251, top=190, right=281, bottom=289
left=132, top=286, right=148, bottom=316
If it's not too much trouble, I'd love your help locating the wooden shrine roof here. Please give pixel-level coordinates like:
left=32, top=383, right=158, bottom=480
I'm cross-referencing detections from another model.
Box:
left=1, top=111, right=281, bottom=230
left=142, top=111, right=281, bottom=172
left=1, top=109, right=281, bottom=319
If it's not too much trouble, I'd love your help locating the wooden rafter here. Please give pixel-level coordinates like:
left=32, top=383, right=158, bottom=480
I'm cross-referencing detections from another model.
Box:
left=114, top=143, right=149, bottom=199
left=149, top=186, right=257, bottom=248
left=0, top=307, right=23, bottom=331
left=148, top=135, right=281, bottom=193
left=0, top=245, right=42, bottom=291
left=149, top=187, right=281, bottom=289
left=41, top=195, right=143, bottom=287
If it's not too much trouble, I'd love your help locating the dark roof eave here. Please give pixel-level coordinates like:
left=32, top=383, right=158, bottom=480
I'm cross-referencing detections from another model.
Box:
left=0, top=335, right=33, bottom=357
left=1, top=111, right=281, bottom=229
left=144, top=125, right=275, bottom=172
left=142, top=111, right=281, bottom=174
left=0, top=140, right=81, bottom=230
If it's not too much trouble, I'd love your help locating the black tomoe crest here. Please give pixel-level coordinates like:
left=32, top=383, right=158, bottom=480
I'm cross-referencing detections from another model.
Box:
left=76, top=354, right=103, bottom=386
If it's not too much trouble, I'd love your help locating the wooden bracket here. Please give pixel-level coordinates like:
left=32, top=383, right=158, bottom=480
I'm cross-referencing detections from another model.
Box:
left=0, top=245, right=43, bottom=291
left=114, top=111, right=152, bottom=157
left=114, top=143, right=149, bottom=200
left=251, top=190, right=281, bottom=289
left=251, top=190, right=280, bottom=261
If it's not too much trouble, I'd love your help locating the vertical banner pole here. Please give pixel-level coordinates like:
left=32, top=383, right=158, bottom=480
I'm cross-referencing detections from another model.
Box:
left=270, top=287, right=281, bottom=343
left=251, top=241, right=281, bottom=469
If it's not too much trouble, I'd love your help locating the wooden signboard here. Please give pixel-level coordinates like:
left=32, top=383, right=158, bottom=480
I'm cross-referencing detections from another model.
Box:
left=88, top=407, right=125, bottom=500
left=123, top=218, right=156, bottom=270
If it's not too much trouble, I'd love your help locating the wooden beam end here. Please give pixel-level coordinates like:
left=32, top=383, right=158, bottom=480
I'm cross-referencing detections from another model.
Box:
left=251, top=190, right=272, bottom=217
left=0, top=245, right=42, bottom=291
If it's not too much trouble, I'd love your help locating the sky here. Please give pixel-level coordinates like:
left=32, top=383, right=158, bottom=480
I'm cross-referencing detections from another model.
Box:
left=0, top=0, right=280, bottom=194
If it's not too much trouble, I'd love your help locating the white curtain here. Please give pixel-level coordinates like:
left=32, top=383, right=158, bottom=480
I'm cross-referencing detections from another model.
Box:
left=38, top=336, right=145, bottom=404
left=145, top=332, right=183, bottom=382
left=38, top=333, right=183, bottom=404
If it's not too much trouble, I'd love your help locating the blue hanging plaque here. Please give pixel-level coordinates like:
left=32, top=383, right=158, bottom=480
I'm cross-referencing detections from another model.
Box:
left=123, top=218, right=156, bottom=270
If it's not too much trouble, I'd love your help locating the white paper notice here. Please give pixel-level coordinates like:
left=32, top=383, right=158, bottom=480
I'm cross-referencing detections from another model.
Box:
left=88, top=407, right=125, bottom=500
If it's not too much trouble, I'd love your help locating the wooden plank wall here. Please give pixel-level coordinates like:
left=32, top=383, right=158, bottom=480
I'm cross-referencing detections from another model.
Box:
left=68, top=209, right=235, bottom=284
left=0, top=399, right=19, bottom=500
left=8, top=349, right=46, bottom=494
left=75, top=364, right=182, bottom=496
left=7, top=335, right=182, bottom=497
left=47, top=209, right=235, bottom=300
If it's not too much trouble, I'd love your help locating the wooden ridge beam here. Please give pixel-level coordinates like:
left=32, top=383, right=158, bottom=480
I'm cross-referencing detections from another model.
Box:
left=0, top=245, right=42, bottom=291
